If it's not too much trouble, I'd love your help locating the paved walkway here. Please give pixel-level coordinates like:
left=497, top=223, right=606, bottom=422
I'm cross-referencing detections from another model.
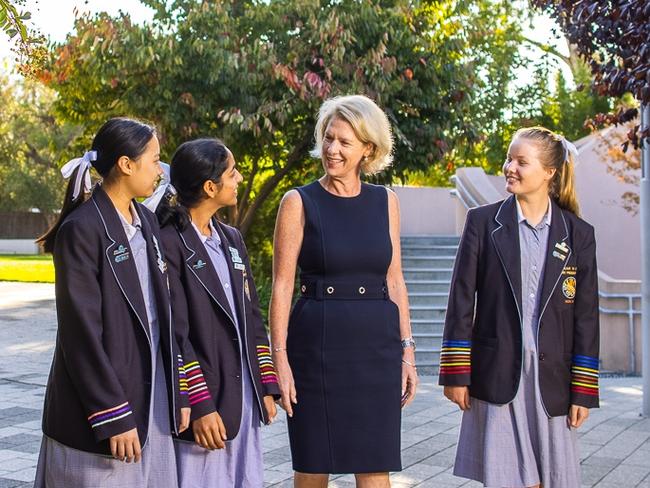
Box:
left=1, top=282, right=649, bottom=488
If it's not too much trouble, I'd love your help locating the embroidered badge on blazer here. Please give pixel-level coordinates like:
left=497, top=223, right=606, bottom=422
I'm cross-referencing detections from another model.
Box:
left=562, top=276, right=576, bottom=303
left=113, top=244, right=130, bottom=263
left=193, top=259, right=206, bottom=270
left=228, top=246, right=243, bottom=264
left=151, top=235, right=167, bottom=274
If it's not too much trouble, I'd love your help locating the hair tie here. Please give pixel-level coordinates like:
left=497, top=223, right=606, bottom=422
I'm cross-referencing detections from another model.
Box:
left=60, top=150, right=97, bottom=200
left=559, top=136, right=578, bottom=163
left=143, top=162, right=177, bottom=212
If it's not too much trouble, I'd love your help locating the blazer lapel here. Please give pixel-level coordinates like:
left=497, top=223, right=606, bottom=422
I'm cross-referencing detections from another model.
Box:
left=91, top=187, right=151, bottom=344
left=538, top=200, right=572, bottom=320
left=213, top=220, right=245, bottom=319
left=178, top=224, right=237, bottom=326
left=490, top=195, right=523, bottom=324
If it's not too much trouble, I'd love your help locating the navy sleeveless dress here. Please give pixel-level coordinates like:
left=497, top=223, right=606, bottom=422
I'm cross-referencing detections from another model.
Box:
left=287, top=181, right=402, bottom=474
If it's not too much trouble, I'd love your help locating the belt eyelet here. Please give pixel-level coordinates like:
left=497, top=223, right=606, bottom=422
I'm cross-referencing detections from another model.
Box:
left=301, top=284, right=306, bottom=293
left=326, top=286, right=334, bottom=294
left=358, top=286, right=366, bottom=294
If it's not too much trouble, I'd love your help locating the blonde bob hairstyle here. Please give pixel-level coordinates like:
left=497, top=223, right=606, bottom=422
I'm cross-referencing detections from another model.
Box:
left=310, top=94, right=394, bottom=175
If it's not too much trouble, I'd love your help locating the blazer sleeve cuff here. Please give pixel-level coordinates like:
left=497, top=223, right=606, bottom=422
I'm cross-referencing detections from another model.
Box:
left=262, top=382, right=281, bottom=398
left=189, top=397, right=217, bottom=421
left=183, top=360, right=214, bottom=412
left=256, top=345, right=280, bottom=396
left=438, top=339, right=471, bottom=386
left=88, top=402, right=137, bottom=442
left=570, top=354, right=600, bottom=409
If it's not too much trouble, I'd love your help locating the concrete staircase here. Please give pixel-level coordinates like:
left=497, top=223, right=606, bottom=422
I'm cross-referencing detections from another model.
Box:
left=401, top=235, right=460, bottom=374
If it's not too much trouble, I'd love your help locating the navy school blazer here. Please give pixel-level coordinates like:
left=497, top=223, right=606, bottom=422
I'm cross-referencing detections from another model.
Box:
left=42, top=186, right=188, bottom=455
left=160, top=218, right=280, bottom=442
left=439, top=195, right=600, bottom=416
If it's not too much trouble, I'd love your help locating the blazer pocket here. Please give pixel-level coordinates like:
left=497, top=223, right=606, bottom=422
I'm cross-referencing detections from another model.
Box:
left=473, top=335, right=497, bottom=348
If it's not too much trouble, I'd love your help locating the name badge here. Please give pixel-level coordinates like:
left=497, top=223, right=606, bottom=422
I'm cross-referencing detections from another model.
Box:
left=234, top=262, right=246, bottom=271
left=113, top=244, right=130, bottom=263
left=228, top=247, right=243, bottom=264
left=552, top=250, right=566, bottom=261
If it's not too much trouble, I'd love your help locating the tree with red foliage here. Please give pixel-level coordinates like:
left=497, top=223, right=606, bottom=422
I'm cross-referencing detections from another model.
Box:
left=532, top=0, right=649, bottom=148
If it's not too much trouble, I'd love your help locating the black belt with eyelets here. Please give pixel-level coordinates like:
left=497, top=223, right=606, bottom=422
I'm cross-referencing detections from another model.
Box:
left=299, top=279, right=388, bottom=300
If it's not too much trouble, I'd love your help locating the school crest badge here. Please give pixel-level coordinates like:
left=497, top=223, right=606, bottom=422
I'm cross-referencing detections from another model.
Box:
left=562, top=276, right=576, bottom=300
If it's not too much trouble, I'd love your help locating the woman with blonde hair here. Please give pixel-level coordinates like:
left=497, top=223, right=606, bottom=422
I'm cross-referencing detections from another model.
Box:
left=441, top=126, right=599, bottom=487
left=270, top=94, right=418, bottom=487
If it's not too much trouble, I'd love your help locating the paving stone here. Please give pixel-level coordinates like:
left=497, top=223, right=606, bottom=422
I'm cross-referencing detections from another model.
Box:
left=0, top=479, right=27, bottom=488
left=1, top=467, right=36, bottom=483
left=2, top=282, right=650, bottom=487
left=595, top=464, right=650, bottom=486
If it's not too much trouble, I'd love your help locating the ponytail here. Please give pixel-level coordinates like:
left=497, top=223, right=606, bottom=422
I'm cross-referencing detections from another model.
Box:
left=155, top=190, right=193, bottom=231
left=36, top=165, right=90, bottom=253
left=553, top=152, right=580, bottom=216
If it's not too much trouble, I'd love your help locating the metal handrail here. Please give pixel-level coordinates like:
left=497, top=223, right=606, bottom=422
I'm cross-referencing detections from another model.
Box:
left=450, top=174, right=480, bottom=208
left=599, top=291, right=641, bottom=373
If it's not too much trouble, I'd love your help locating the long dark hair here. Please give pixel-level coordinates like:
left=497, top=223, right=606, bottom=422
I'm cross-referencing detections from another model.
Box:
left=37, top=117, right=156, bottom=253
left=156, top=138, right=231, bottom=230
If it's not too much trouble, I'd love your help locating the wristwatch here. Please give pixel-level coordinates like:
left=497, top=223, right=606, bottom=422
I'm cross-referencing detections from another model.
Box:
left=401, top=337, right=416, bottom=350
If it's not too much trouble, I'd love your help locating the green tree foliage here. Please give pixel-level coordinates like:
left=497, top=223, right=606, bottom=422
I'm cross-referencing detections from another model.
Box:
left=36, top=0, right=533, bottom=221
left=31, top=0, right=533, bottom=294
left=0, top=74, right=81, bottom=212
left=1, top=0, right=46, bottom=76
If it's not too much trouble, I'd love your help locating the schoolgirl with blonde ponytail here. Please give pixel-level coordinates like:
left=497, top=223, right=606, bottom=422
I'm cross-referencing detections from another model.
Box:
left=440, top=126, right=600, bottom=487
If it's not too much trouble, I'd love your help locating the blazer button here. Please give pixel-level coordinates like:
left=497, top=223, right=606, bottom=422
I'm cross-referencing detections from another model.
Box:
left=539, top=353, right=545, bottom=361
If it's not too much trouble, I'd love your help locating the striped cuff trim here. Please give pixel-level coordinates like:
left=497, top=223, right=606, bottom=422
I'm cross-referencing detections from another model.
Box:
left=257, top=345, right=278, bottom=384
left=88, top=402, right=133, bottom=429
left=571, top=354, right=599, bottom=397
left=439, top=339, right=471, bottom=375
left=178, top=355, right=188, bottom=395
left=184, top=360, right=211, bottom=405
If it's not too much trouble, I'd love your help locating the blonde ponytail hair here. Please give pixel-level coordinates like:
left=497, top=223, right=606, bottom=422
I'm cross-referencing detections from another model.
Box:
left=513, top=126, right=580, bottom=216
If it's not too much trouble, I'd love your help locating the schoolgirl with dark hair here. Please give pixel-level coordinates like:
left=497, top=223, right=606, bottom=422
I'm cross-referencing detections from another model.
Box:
left=34, top=117, right=190, bottom=487
left=441, top=127, right=600, bottom=487
left=151, top=138, right=280, bottom=487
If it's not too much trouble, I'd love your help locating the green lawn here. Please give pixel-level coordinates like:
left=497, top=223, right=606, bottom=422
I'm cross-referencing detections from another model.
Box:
left=0, top=254, right=55, bottom=283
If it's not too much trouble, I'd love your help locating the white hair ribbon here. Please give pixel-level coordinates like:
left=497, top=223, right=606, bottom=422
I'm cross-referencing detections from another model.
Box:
left=60, top=150, right=97, bottom=200
left=560, top=137, right=579, bottom=163
left=143, top=162, right=176, bottom=212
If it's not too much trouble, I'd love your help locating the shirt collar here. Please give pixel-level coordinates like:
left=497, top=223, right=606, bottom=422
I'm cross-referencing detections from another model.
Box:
left=515, top=196, right=552, bottom=228
left=191, top=220, right=220, bottom=246
left=117, top=203, right=142, bottom=241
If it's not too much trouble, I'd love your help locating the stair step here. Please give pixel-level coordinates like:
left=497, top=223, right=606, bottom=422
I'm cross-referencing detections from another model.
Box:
left=403, top=268, right=453, bottom=281
left=401, top=235, right=460, bottom=246
left=401, top=245, right=459, bottom=257
left=409, top=305, right=447, bottom=321
left=408, top=292, right=449, bottom=306
left=405, top=281, right=451, bottom=293
left=415, top=349, right=441, bottom=369
left=412, top=334, right=442, bottom=349
left=402, top=256, right=456, bottom=269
